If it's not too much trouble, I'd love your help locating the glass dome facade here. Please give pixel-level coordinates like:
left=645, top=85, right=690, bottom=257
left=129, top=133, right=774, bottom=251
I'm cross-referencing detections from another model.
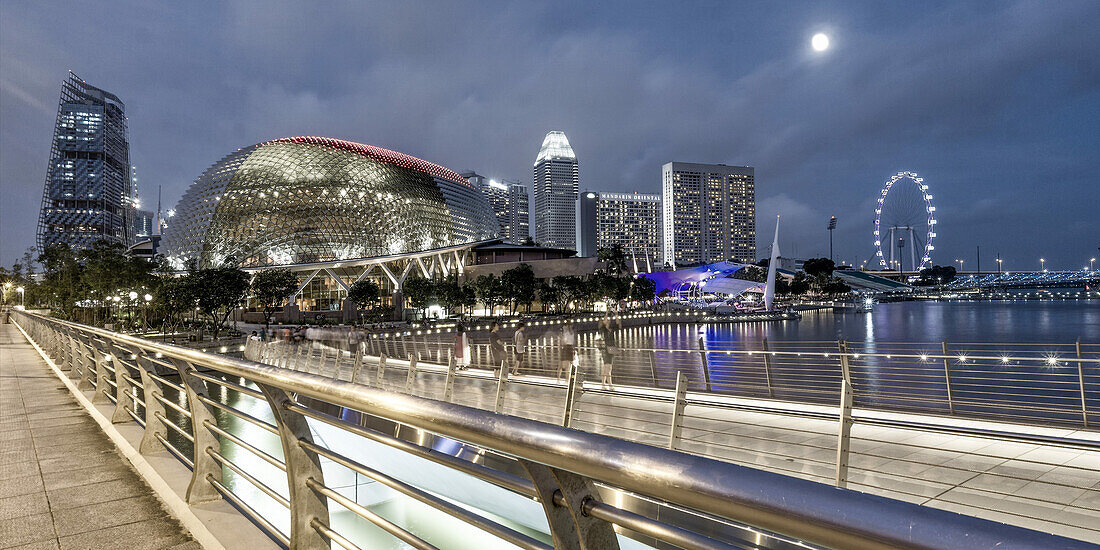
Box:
left=162, top=137, right=499, bottom=269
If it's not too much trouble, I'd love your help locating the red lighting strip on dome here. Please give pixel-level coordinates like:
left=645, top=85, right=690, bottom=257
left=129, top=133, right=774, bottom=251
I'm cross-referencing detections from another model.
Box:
left=265, top=136, right=470, bottom=187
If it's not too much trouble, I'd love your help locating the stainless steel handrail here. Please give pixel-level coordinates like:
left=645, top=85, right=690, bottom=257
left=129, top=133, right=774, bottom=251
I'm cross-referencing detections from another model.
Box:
left=12, top=310, right=1091, bottom=550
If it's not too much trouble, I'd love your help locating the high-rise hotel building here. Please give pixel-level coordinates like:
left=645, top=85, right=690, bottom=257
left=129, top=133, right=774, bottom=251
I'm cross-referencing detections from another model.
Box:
left=37, top=72, right=135, bottom=252
left=533, top=131, right=578, bottom=249
left=577, top=192, right=662, bottom=266
left=463, top=172, right=530, bottom=244
left=661, top=162, right=755, bottom=266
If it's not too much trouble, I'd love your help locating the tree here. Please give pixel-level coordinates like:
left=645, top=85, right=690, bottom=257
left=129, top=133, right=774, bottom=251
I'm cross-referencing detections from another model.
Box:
left=537, top=281, right=561, bottom=312
left=802, top=258, right=836, bottom=279
left=36, top=244, right=82, bottom=319
left=153, top=276, right=198, bottom=335
left=821, top=277, right=852, bottom=295
left=402, top=277, right=436, bottom=316
left=789, top=272, right=811, bottom=295
left=501, top=263, right=538, bottom=312
left=629, top=275, right=657, bottom=305
left=435, top=276, right=474, bottom=317
left=190, top=267, right=250, bottom=338
left=473, top=274, right=504, bottom=314
left=733, top=265, right=767, bottom=283
left=914, top=265, right=957, bottom=286
left=598, top=245, right=629, bottom=276
left=250, top=269, right=299, bottom=328
left=348, top=279, right=381, bottom=313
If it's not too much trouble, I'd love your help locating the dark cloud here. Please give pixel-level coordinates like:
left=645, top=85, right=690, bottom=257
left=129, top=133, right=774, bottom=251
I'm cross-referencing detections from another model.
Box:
left=2, top=0, right=1098, bottom=270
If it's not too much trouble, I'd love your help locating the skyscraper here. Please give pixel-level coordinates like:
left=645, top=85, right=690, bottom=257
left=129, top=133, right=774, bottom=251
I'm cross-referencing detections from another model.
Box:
left=463, top=172, right=530, bottom=244
left=577, top=191, right=662, bottom=266
left=37, top=72, right=135, bottom=252
left=662, top=162, right=755, bottom=266
left=533, top=131, right=578, bottom=249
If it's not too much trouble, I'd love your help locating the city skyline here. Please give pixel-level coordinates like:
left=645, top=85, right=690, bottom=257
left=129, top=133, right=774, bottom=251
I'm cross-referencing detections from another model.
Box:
left=2, top=2, right=1099, bottom=270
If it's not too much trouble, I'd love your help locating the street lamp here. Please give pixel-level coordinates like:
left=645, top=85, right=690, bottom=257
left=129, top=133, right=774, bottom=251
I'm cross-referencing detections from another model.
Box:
left=1091, top=258, right=1096, bottom=272
left=955, top=259, right=964, bottom=271
left=16, top=286, right=25, bottom=308
left=1040, top=258, right=1046, bottom=272
left=996, top=257, right=1003, bottom=275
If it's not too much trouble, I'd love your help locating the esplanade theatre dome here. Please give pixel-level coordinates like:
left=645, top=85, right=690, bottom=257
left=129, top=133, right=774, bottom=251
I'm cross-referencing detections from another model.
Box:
left=161, top=137, right=499, bottom=269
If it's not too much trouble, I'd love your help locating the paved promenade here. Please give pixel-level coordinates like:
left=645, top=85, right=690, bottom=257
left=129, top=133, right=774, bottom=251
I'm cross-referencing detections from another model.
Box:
left=0, top=324, right=197, bottom=550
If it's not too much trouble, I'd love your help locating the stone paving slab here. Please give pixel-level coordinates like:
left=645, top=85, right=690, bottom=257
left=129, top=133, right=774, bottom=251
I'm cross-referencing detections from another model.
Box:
left=0, top=325, right=195, bottom=550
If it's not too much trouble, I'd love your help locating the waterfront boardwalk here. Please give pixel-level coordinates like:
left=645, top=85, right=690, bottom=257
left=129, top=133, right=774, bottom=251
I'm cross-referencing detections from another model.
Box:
left=0, top=324, right=197, bottom=550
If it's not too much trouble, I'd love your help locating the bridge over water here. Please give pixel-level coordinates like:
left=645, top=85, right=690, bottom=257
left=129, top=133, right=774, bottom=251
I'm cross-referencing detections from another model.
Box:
left=5, top=310, right=1099, bottom=549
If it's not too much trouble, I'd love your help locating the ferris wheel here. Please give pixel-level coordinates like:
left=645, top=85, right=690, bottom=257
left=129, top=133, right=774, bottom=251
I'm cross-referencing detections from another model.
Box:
left=874, top=171, right=936, bottom=272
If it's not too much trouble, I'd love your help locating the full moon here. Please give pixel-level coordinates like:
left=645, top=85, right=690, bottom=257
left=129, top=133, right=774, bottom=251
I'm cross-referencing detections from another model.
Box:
left=811, top=33, right=830, bottom=51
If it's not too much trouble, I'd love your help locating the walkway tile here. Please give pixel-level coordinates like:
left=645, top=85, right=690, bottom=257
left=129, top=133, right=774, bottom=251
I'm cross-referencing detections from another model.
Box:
left=0, top=324, right=193, bottom=549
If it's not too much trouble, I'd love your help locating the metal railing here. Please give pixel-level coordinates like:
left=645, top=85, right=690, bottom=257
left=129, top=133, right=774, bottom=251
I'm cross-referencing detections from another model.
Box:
left=348, top=317, right=1099, bottom=428
left=12, top=309, right=1092, bottom=550
left=247, top=329, right=1100, bottom=542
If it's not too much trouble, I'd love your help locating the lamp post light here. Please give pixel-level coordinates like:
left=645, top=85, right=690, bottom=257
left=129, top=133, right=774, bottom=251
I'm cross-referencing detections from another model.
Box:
left=143, top=293, right=153, bottom=331
left=955, top=259, right=964, bottom=272
left=996, top=257, right=1003, bottom=275
left=1091, top=258, right=1096, bottom=272
left=1040, top=258, right=1046, bottom=272
left=16, top=286, right=25, bottom=308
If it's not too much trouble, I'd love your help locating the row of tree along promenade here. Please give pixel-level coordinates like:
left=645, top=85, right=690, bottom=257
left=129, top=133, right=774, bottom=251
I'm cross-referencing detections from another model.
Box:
left=3, top=241, right=859, bottom=339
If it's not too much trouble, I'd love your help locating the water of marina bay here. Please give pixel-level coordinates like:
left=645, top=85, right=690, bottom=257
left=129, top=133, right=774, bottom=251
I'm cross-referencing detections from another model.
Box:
left=700, top=299, right=1100, bottom=345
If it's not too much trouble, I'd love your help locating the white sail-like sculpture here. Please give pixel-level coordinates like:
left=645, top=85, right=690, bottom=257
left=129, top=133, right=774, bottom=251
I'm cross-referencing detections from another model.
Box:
left=764, top=215, right=780, bottom=311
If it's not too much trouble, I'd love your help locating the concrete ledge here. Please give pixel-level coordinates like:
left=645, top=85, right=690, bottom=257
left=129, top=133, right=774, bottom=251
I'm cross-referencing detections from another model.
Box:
left=13, top=319, right=280, bottom=550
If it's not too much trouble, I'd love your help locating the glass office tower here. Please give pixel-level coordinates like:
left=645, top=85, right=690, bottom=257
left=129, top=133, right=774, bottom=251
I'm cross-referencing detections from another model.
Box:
left=37, top=72, right=134, bottom=252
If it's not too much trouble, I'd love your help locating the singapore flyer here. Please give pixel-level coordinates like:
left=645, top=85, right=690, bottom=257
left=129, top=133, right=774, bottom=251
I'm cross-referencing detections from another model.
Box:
left=874, top=171, right=936, bottom=272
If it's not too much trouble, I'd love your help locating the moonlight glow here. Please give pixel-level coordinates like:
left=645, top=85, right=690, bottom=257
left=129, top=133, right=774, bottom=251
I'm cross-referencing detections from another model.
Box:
left=812, top=33, right=830, bottom=51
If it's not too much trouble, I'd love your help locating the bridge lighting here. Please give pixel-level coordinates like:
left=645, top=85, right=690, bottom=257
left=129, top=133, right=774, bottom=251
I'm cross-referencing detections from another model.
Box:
left=919, top=354, right=928, bottom=361
left=1045, top=356, right=1058, bottom=365
left=957, top=355, right=967, bottom=363
left=1001, top=356, right=1011, bottom=364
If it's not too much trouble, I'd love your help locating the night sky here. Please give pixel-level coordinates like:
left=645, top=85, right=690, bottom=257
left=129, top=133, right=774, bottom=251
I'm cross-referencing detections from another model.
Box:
left=2, top=1, right=1098, bottom=270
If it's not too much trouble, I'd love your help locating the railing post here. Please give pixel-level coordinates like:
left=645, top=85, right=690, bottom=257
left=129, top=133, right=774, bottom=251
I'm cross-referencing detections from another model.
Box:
left=443, top=356, right=457, bottom=402
left=135, top=351, right=168, bottom=454
left=647, top=350, right=658, bottom=385
left=562, top=364, right=583, bottom=428
left=762, top=338, right=775, bottom=398
left=494, top=366, right=509, bottom=414
left=517, top=460, right=619, bottom=550
left=255, top=384, right=331, bottom=550
left=109, top=342, right=135, bottom=423
left=349, top=349, right=364, bottom=385
left=696, top=336, right=712, bottom=392
left=669, top=371, right=688, bottom=450
left=76, top=335, right=95, bottom=391
left=942, top=341, right=955, bottom=414
left=91, top=339, right=113, bottom=404
left=170, top=358, right=223, bottom=504
left=376, top=352, right=387, bottom=386
left=1077, top=339, right=1089, bottom=427
left=317, top=346, right=328, bottom=375
left=836, top=340, right=854, bottom=489
left=405, top=353, right=418, bottom=393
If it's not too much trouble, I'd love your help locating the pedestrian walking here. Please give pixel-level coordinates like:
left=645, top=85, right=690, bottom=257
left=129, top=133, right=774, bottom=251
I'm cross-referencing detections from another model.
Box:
left=558, top=321, right=577, bottom=379
left=259, top=327, right=268, bottom=341
left=489, top=322, right=507, bottom=372
left=512, top=322, right=527, bottom=375
left=454, top=323, right=471, bottom=370
left=597, top=316, right=619, bottom=388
